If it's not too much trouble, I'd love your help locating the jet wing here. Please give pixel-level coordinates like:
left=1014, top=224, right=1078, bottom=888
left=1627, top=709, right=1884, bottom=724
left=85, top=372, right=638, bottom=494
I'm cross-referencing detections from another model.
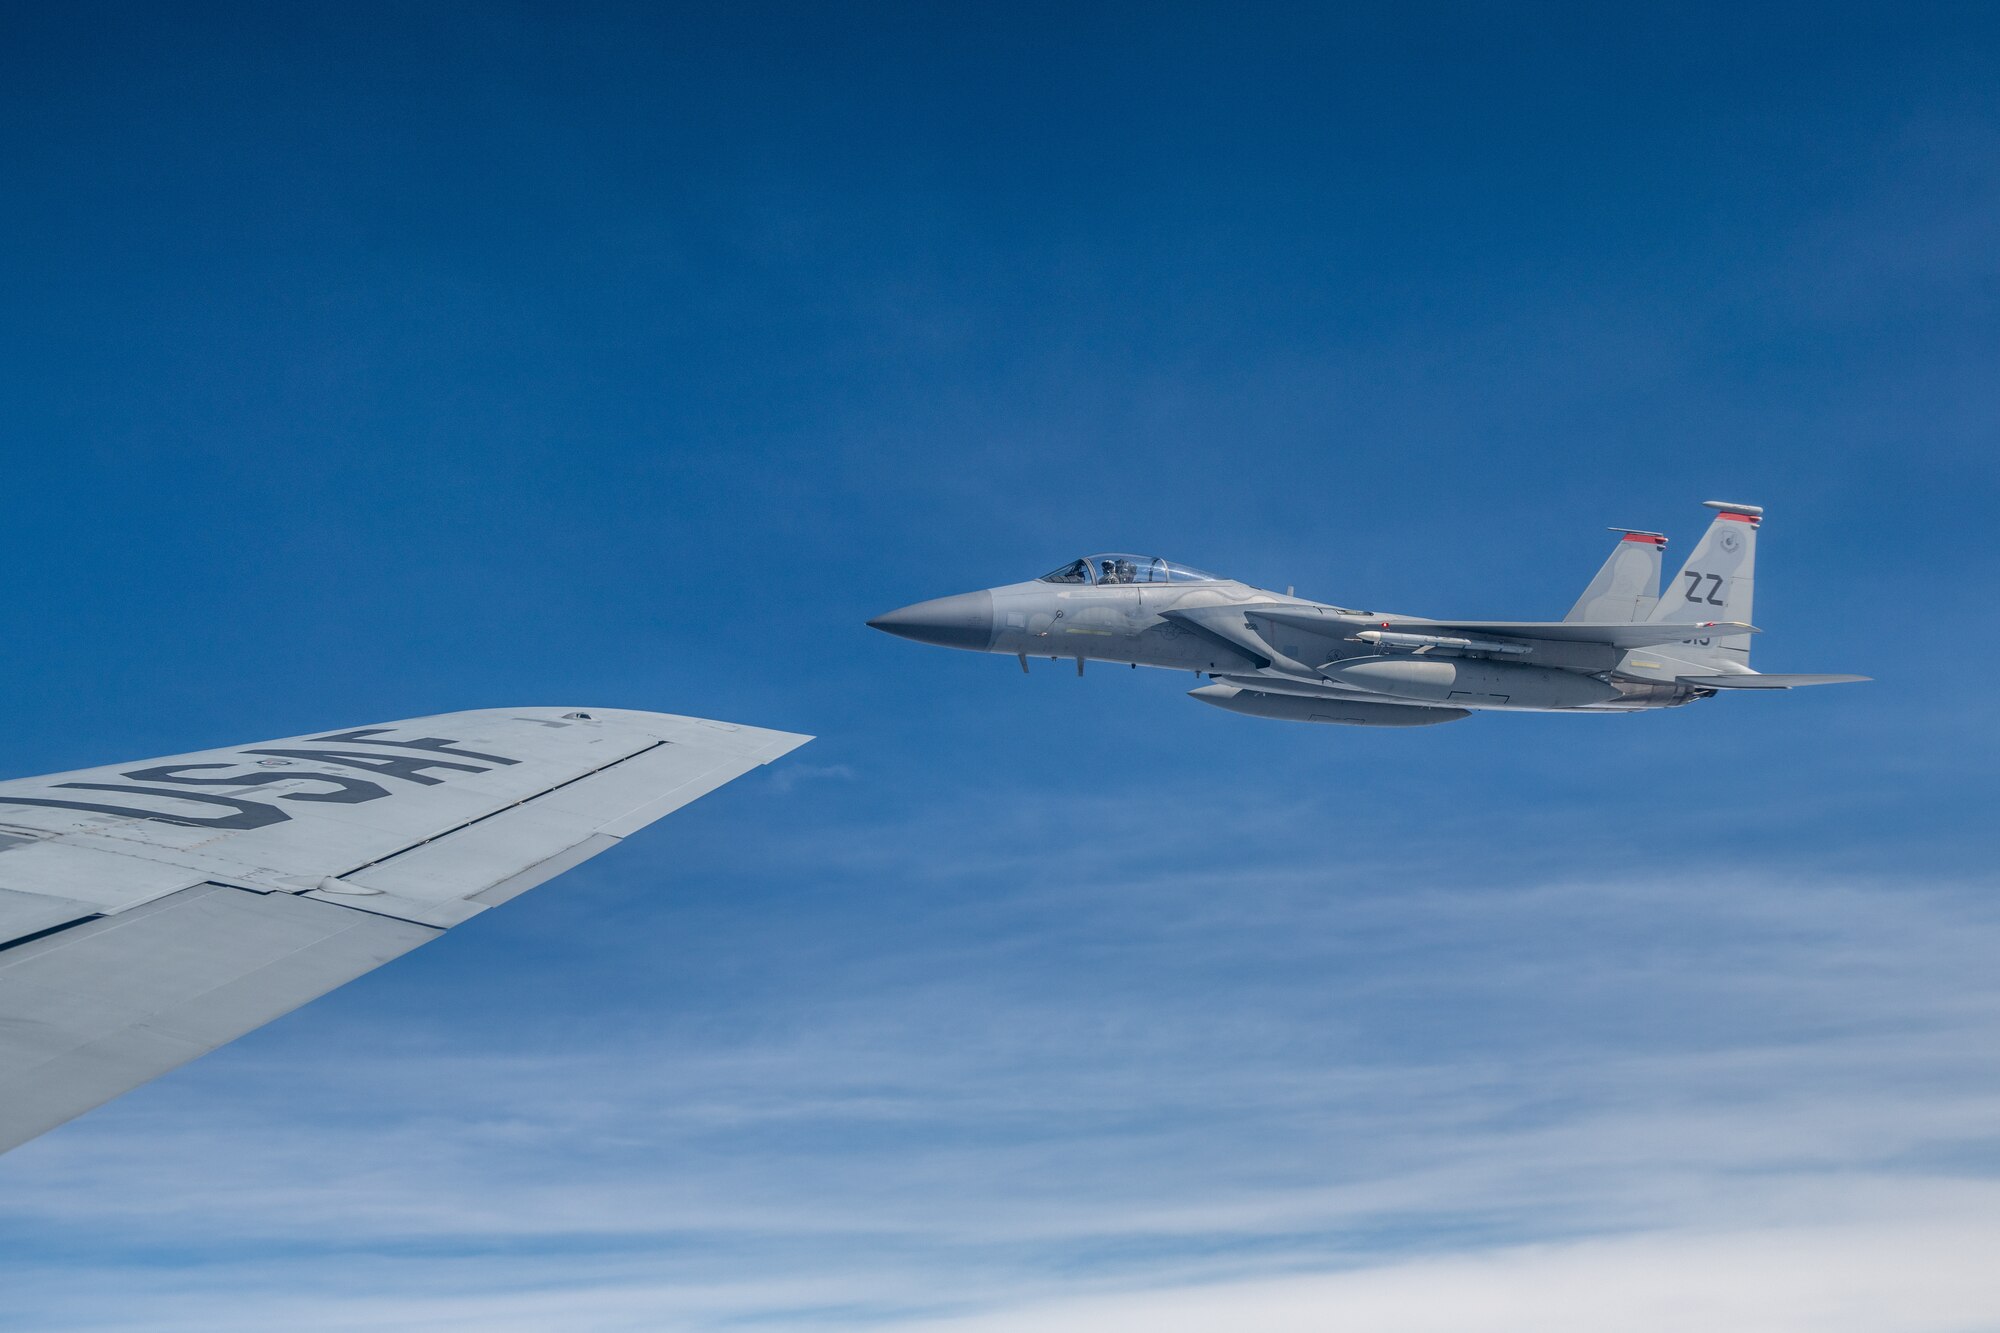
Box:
left=0, top=707, right=808, bottom=1154
left=1247, top=606, right=1759, bottom=651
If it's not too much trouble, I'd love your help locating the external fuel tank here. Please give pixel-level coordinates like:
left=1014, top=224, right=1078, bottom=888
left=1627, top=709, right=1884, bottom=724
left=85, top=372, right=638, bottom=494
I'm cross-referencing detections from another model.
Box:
left=1189, top=684, right=1470, bottom=726
left=1322, top=656, right=1622, bottom=709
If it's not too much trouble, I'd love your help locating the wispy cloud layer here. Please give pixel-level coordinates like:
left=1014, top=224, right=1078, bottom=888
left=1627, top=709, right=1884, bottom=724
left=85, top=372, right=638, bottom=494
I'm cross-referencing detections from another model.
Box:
left=906, top=1207, right=2000, bottom=1333
left=3, top=799, right=1996, bottom=1328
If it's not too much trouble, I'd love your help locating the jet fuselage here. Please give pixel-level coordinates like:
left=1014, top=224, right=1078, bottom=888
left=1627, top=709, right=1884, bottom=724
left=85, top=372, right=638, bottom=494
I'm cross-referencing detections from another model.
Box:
left=872, top=515, right=1863, bottom=727
left=869, top=554, right=1695, bottom=722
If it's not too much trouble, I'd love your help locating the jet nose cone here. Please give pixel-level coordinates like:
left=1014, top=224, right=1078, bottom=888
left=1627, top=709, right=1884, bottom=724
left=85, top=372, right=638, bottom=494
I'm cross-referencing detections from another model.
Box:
left=867, top=590, right=996, bottom=651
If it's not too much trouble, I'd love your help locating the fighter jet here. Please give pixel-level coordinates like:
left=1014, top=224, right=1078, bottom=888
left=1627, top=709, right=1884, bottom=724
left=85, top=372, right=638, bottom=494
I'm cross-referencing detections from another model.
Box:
left=869, top=502, right=1866, bottom=726
left=0, top=707, right=807, bottom=1153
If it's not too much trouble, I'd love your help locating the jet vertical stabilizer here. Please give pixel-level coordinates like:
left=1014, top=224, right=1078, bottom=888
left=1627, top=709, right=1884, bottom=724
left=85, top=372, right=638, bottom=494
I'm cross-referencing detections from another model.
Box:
left=1649, top=501, right=1760, bottom=667
left=1566, top=529, right=1665, bottom=623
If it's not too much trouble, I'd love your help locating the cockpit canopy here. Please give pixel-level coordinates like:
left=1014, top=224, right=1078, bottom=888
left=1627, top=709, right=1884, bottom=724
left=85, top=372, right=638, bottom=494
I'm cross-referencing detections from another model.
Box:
left=1038, top=554, right=1221, bottom=586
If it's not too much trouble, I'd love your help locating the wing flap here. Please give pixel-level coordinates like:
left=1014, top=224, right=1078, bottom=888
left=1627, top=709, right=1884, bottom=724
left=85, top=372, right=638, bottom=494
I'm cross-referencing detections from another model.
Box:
left=0, top=884, right=436, bottom=1154
left=0, top=886, right=101, bottom=950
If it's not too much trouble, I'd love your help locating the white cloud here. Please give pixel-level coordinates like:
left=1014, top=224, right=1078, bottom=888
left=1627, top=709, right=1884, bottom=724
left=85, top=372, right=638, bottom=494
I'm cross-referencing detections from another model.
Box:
left=2, top=841, right=1996, bottom=1330
left=903, top=1205, right=2000, bottom=1333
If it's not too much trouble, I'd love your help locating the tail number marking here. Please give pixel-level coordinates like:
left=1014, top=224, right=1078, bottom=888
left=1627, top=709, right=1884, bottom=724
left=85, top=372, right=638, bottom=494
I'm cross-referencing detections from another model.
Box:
left=1682, top=572, right=1725, bottom=606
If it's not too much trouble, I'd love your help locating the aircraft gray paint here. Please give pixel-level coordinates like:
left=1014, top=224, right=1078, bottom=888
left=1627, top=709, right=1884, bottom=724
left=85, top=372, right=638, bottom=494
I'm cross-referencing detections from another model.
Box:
left=0, top=707, right=807, bottom=1154
left=870, top=502, right=1866, bottom=726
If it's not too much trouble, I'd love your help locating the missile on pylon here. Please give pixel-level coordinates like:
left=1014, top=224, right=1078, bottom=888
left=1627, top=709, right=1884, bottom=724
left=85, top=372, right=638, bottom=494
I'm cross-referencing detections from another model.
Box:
left=1349, top=630, right=1532, bottom=656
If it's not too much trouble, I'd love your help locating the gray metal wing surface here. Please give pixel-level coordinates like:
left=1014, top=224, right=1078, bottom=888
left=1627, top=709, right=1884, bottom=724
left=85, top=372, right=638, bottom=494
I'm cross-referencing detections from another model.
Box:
left=0, top=706, right=808, bottom=1154
left=1245, top=605, right=1760, bottom=650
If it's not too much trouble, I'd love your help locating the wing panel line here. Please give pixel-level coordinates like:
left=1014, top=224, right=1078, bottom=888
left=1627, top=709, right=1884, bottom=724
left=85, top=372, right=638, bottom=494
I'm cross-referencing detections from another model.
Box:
left=328, top=740, right=670, bottom=880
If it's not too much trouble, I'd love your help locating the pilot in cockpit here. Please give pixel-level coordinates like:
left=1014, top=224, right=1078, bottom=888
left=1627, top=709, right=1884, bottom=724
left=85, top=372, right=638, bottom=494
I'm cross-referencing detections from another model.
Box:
left=1040, top=555, right=1221, bottom=588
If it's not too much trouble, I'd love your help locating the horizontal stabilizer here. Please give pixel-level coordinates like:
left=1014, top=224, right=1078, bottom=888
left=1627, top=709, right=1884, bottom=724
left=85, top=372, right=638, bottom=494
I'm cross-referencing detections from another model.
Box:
left=1677, top=673, right=1870, bottom=690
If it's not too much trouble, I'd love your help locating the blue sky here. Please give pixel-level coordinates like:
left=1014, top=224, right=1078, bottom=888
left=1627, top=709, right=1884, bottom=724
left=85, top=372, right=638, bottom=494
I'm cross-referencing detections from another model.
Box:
left=1, top=3, right=1997, bottom=1328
